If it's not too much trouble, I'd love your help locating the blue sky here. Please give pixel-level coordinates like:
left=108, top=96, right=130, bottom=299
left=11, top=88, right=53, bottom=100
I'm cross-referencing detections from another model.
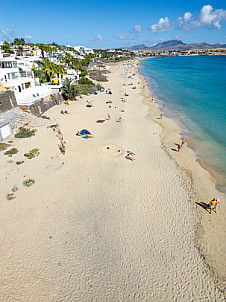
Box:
left=1, top=0, right=226, bottom=48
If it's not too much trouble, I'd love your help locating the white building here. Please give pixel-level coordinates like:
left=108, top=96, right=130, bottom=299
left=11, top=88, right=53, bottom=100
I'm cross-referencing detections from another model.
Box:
left=63, top=68, right=81, bottom=84
left=0, top=58, right=51, bottom=108
left=73, top=46, right=94, bottom=55
left=16, top=56, right=42, bottom=71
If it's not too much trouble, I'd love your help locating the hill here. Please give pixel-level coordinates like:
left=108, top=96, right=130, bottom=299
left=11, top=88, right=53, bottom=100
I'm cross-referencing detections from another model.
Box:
left=127, top=40, right=226, bottom=50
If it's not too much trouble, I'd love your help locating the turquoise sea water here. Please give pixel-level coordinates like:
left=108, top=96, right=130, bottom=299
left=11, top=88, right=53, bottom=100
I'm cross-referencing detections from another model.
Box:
left=140, top=55, right=226, bottom=193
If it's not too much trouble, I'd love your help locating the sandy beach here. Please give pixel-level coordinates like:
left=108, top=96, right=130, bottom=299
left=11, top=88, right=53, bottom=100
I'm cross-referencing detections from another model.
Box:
left=0, top=59, right=225, bottom=301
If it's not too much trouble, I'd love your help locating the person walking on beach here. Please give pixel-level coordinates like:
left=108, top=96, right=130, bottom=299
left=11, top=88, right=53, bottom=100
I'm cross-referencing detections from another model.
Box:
left=181, top=137, right=185, bottom=150
left=160, top=113, right=163, bottom=119
left=209, top=198, right=217, bottom=214
left=178, top=144, right=181, bottom=152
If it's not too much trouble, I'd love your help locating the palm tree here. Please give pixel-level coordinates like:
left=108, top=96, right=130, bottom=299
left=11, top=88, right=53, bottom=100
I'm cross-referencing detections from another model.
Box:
left=17, top=46, right=23, bottom=56
left=62, top=78, right=77, bottom=100
left=1, top=41, right=13, bottom=53
left=14, top=38, right=21, bottom=45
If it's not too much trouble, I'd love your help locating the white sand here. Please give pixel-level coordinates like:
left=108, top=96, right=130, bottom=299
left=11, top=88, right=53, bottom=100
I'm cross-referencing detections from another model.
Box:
left=0, top=60, right=225, bottom=301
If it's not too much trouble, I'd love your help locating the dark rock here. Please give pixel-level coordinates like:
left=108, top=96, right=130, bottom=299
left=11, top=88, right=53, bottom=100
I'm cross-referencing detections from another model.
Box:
left=12, top=185, right=18, bottom=192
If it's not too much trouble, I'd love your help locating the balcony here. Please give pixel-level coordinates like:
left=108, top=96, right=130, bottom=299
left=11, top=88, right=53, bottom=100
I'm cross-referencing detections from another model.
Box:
left=19, top=70, right=33, bottom=78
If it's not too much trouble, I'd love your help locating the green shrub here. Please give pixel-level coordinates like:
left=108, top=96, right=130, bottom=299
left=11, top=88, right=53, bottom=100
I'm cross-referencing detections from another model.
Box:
left=76, top=84, right=94, bottom=95
left=41, top=115, right=50, bottom=119
left=80, top=70, right=88, bottom=77
left=15, top=127, right=37, bottom=138
left=16, top=160, right=24, bottom=165
left=4, top=148, right=18, bottom=156
left=79, top=77, right=94, bottom=85
left=6, top=193, right=16, bottom=200
left=24, top=148, right=40, bottom=159
left=23, top=179, right=35, bottom=187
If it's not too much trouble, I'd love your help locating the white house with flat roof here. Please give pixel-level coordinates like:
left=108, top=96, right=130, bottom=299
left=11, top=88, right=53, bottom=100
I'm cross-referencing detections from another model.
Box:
left=73, top=46, right=94, bottom=55
left=0, top=58, right=51, bottom=107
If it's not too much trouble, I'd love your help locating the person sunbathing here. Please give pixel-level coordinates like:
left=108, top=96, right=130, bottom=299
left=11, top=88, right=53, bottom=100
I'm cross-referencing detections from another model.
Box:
left=76, top=129, right=92, bottom=137
left=86, top=103, right=93, bottom=107
left=61, top=110, right=68, bottom=114
left=127, top=151, right=135, bottom=155
left=125, top=154, right=135, bottom=161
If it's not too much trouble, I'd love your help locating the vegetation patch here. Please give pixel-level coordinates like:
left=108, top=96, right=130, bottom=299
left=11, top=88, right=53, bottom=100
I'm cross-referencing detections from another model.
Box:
left=24, top=148, right=40, bottom=159
left=23, top=179, right=35, bottom=187
left=76, top=84, right=94, bottom=95
left=89, top=71, right=108, bottom=82
left=62, top=78, right=77, bottom=100
left=16, top=160, right=24, bottom=165
left=4, top=148, right=18, bottom=156
left=15, top=127, right=37, bottom=138
left=6, top=193, right=16, bottom=200
left=79, top=77, right=94, bottom=85
left=8, top=141, right=13, bottom=143
left=41, top=115, right=50, bottom=119
left=0, top=143, right=9, bottom=151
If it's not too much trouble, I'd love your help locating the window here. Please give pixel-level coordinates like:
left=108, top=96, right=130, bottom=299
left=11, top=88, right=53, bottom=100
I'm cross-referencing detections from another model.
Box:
left=13, top=62, right=17, bottom=68
left=18, top=86, right=21, bottom=92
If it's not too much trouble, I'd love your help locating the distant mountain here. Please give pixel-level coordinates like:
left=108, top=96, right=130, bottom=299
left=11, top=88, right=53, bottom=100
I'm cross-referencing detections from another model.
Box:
left=127, top=40, right=226, bottom=50
left=150, top=40, right=186, bottom=50
left=129, top=44, right=148, bottom=50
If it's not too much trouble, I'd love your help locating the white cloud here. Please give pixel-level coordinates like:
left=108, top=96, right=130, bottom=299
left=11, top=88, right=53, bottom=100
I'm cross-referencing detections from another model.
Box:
left=150, top=17, right=174, bottom=33
left=184, top=12, right=192, bottom=22
left=24, top=34, right=32, bottom=42
left=1, top=28, right=16, bottom=42
left=178, top=5, right=226, bottom=31
left=117, top=32, right=130, bottom=40
left=133, top=25, right=142, bottom=33
left=95, top=34, right=103, bottom=41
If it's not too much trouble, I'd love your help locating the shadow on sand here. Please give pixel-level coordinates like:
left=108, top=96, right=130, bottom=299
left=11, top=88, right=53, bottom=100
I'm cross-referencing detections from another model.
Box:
left=196, top=202, right=210, bottom=213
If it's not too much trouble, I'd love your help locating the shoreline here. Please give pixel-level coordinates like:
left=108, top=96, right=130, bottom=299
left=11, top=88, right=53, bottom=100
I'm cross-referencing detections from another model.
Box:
left=0, top=59, right=225, bottom=300
left=139, top=57, right=226, bottom=196
left=137, top=59, right=226, bottom=291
